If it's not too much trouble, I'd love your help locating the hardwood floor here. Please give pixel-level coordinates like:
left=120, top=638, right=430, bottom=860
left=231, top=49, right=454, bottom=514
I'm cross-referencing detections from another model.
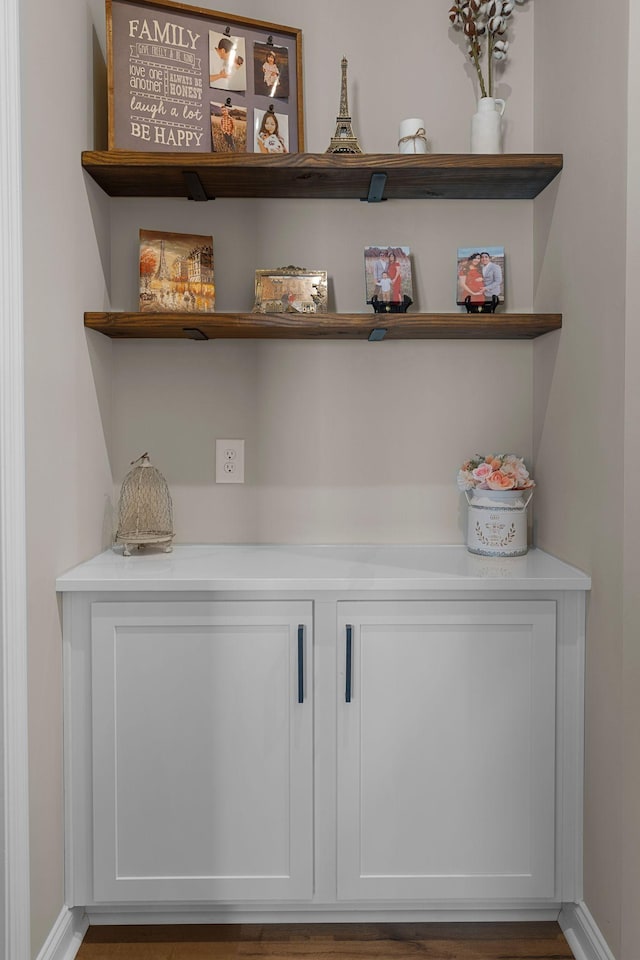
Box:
left=77, top=922, right=575, bottom=959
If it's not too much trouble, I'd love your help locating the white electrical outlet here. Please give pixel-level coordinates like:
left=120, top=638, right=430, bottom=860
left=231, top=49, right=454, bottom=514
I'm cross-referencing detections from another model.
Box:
left=216, top=439, right=244, bottom=483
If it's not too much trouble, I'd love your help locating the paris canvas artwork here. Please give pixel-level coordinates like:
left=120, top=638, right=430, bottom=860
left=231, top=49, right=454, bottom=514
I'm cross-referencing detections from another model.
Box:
left=139, top=230, right=215, bottom=312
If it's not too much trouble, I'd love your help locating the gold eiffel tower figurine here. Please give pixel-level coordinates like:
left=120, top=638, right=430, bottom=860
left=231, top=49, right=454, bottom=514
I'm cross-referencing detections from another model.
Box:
left=326, top=56, right=363, bottom=154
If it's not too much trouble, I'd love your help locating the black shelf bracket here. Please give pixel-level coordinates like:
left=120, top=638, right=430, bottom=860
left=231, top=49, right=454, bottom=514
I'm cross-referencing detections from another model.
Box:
left=183, top=327, right=209, bottom=340
left=362, top=172, right=387, bottom=203
left=183, top=171, right=209, bottom=201
left=368, top=328, right=388, bottom=342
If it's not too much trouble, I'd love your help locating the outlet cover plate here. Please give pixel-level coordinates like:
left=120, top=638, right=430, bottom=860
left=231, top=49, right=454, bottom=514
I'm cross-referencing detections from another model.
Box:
left=216, top=439, right=244, bottom=483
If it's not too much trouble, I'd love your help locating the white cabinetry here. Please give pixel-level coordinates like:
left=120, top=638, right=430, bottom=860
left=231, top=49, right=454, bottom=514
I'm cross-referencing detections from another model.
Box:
left=336, top=601, right=556, bottom=901
left=90, top=600, right=313, bottom=902
left=58, top=544, right=589, bottom=921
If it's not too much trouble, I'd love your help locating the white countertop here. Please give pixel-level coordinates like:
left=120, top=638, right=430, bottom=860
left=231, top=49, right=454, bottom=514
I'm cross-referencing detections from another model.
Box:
left=56, top=544, right=591, bottom=592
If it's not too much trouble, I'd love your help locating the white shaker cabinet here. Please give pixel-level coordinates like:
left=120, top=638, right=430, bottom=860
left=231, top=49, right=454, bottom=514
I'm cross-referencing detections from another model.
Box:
left=90, top=600, right=313, bottom=902
left=58, top=545, right=589, bottom=921
left=336, top=601, right=556, bottom=901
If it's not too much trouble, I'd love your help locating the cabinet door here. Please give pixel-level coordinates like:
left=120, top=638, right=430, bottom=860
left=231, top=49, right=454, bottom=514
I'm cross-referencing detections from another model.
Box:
left=337, top=600, right=556, bottom=901
left=91, top=600, right=312, bottom=902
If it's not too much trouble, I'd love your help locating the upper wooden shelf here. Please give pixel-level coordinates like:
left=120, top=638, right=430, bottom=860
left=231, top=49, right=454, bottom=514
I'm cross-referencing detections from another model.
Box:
left=80, top=152, right=563, bottom=201
left=84, top=312, right=562, bottom=340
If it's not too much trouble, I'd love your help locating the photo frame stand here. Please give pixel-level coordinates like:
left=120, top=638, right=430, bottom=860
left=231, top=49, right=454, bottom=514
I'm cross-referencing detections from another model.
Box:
left=463, top=295, right=500, bottom=314
left=368, top=296, right=413, bottom=314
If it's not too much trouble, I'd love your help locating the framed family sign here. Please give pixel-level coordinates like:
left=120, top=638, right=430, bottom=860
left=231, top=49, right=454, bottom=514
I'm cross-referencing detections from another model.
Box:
left=106, top=0, right=304, bottom=153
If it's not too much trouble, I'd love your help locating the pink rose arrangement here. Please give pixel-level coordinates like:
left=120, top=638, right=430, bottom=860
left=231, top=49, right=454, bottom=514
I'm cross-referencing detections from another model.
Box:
left=457, top=454, right=535, bottom=492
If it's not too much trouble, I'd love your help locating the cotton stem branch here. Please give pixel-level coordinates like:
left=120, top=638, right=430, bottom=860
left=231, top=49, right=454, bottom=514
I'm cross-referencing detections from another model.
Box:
left=471, top=42, right=488, bottom=98
left=488, top=34, right=494, bottom=97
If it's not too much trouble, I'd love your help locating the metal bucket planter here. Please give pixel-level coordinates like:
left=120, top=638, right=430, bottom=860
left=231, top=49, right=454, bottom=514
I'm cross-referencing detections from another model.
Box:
left=465, top=488, right=533, bottom=557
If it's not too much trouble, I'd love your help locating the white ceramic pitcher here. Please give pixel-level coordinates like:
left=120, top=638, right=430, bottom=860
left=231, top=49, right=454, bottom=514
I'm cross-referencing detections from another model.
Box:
left=471, top=97, right=506, bottom=154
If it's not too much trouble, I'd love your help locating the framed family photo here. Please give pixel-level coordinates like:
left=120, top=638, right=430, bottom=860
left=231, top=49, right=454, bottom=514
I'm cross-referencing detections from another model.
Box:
left=457, top=246, right=505, bottom=306
left=252, top=267, right=328, bottom=314
left=254, top=105, right=289, bottom=153
left=210, top=100, right=247, bottom=152
left=106, top=0, right=304, bottom=152
left=209, top=28, right=247, bottom=92
left=253, top=41, right=290, bottom=98
left=364, top=246, right=413, bottom=305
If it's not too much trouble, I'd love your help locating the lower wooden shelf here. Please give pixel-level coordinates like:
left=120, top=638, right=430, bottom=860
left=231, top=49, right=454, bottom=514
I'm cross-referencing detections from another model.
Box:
left=84, top=312, right=562, bottom=340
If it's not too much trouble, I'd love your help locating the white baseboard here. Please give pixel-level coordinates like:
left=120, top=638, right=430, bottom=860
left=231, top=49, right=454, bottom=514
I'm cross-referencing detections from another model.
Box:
left=35, top=907, right=88, bottom=960
left=86, top=904, right=561, bottom=925
left=35, top=900, right=618, bottom=959
left=560, top=902, right=617, bottom=960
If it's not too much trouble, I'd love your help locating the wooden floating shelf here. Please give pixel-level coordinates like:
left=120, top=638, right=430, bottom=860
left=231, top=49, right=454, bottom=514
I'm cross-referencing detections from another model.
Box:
left=84, top=312, right=562, bottom=341
left=81, top=152, right=563, bottom=201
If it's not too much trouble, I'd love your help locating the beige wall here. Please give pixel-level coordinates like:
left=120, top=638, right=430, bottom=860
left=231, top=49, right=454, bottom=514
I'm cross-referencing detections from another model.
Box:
left=30, top=1, right=635, bottom=957
left=21, top=0, right=114, bottom=953
left=533, top=1, right=633, bottom=957
left=20, top=3, right=535, bottom=953
left=107, top=0, right=536, bottom=544
left=622, top=4, right=640, bottom=957
left=108, top=194, right=534, bottom=543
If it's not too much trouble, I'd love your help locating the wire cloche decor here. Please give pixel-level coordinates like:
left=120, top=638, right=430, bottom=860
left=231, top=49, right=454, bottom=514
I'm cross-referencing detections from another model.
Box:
left=115, top=452, right=174, bottom=555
